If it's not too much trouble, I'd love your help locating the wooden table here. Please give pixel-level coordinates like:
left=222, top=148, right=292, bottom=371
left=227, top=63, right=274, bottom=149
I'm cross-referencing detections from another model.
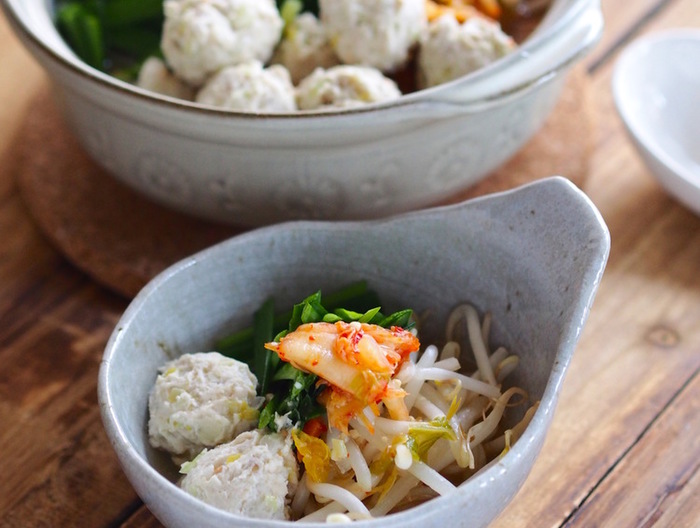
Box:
left=1, top=2, right=699, bottom=526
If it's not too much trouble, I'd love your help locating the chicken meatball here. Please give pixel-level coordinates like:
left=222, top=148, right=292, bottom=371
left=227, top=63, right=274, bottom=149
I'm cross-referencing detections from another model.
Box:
left=161, top=0, right=283, bottom=86
left=136, top=57, right=195, bottom=101
left=296, top=65, right=401, bottom=110
left=271, top=12, right=340, bottom=85
left=179, top=430, right=299, bottom=520
left=319, top=0, right=426, bottom=72
left=148, top=352, right=261, bottom=460
left=196, top=61, right=297, bottom=112
left=418, top=13, right=516, bottom=88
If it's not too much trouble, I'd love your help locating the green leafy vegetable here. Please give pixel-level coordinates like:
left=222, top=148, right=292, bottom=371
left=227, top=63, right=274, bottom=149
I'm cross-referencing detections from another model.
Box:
left=216, top=282, right=414, bottom=432
left=252, top=298, right=276, bottom=395
left=54, top=0, right=319, bottom=78
left=215, top=281, right=381, bottom=357
left=55, top=0, right=164, bottom=74
left=56, top=3, right=105, bottom=69
left=101, top=0, right=164, bottom=28
left=378, top=308, right=413, bottom=329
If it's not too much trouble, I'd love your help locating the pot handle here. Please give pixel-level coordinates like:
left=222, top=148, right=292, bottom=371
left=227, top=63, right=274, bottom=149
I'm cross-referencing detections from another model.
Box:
left=393, top=0, right=603, bottom=117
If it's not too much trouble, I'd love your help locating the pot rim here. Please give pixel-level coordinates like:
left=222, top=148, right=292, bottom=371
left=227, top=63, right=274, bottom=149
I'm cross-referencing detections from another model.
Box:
left=2, top=0, right=601, bottom=121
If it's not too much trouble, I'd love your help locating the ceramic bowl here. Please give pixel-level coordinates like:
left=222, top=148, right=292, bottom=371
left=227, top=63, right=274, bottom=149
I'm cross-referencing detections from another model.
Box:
left=612, top=29, right=700, bottom=216
left=2, top=0, right=603, bottom=226
left=98, top=176, right=610, bottom=528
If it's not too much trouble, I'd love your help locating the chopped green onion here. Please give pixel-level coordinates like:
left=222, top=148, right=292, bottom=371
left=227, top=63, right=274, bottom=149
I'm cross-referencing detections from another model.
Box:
left=252, top=298, right=276, bottom=395
left=54, top=0, right=164, bottom=74
left=107, top=27, right=162, bottom=59
left=102, top=0, right=164, bottom=28
left=258, top=395, right=280, bottom=431
left=215, top=283, right=413, bottom=432
left=56, top=3, right=105, bottom=69
left=379, top=308, right=414, bottom=329
left=216, top=281, right=378, bottom=355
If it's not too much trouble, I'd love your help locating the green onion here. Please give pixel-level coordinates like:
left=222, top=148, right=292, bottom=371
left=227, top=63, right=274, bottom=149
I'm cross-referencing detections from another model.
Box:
left=378, top=308, right=414, bottom=329
left=258, top=395, right=280, bottom=431
left=216, top=283, right=414, bottom=432
left=56, top=3, right=105, bottom=69
left=102, top=0, right=164, bottom=28
left=215, top=281, right=380, bottom=356
left=54, top=0, right=164, bottom=74
left=252, top=298, right=276, bottom=395
left=107, top=27, right=162, bottom=59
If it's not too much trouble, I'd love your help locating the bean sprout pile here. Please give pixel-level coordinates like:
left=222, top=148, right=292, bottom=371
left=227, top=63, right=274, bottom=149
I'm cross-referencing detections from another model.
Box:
left=291, top=304, right=538, bottom=521
left=147, top=287, right=538, bottom=522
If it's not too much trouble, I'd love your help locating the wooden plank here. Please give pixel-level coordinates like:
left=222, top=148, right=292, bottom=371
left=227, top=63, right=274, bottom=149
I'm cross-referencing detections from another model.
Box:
left=584, top=0, right=675, bottom=72
left=647, top=467, right=700, bottom=528
left=121, top=507, right=166, bottom=528
left=564, top=373, right=700, bottom=527
left=587, top=0, right=700, bottom=239
left=569, top=4, right=700, bottom=525
left=492, top=0, right=700, bottom=525
left=491, top=218, right=700, bottom=527
left=0, top=284, right=134, bottom=527
left=0, top=219, right=140, bottom=526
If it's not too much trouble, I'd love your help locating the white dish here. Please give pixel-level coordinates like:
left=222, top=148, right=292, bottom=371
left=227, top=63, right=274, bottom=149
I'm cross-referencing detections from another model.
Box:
left=612, top=29, right=700, bottom=215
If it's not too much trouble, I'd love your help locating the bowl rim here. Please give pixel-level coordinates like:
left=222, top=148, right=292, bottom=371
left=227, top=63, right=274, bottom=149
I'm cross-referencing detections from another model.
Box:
left=98, top=176, right=610, bottom=527
left=3, top=0, right=600, bottom=120
left=612, top=29, right=700, bottom=202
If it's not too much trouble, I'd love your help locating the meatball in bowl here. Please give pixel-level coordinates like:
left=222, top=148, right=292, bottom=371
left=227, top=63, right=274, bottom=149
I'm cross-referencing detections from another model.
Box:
left=97, top=177, right=611, bottom=527
left=2, top=0, right=603, bottom=226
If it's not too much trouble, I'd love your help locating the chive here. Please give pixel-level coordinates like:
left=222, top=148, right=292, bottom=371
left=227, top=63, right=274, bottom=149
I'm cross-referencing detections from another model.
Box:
left=258, top=396, right=280, bottom=431
left=216, top=281, right=372, bottom=355
left=378, top=308, right=414, bottom=329
left=328, top=307, right=361, bottom=321
left=359, top=306, right=382, bottom=323
left=56, top=3, right=105, bottom=69
left=252, top=298, right=276, bottom=395
left=299, top=296, right=328, bottom=326
left=235, top=283, right=415, bottom=433
left=274, top=369, right=323, bottom=422
left=272, top=362, right=300, bottom=382
left=216, top=283, right=410, bottom=358
left=102, top=0, right=164, bottom=28
left=218, top=344, right=255, bottom=365
left=107, top=27, right=162, bottom=59
left=215, top=328, right=255, bottom=356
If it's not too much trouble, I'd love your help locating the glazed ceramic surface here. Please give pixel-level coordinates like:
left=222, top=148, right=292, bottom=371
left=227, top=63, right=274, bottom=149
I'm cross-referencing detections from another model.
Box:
left=98, top=177, right=610, bottom=528
left=3, top=0, right=603, bottom=226
left=612, top=29, right=700, bottom=216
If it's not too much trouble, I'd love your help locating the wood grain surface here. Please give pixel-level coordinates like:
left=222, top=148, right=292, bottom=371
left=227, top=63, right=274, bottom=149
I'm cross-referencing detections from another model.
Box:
left=0, top=1, right=699, bottom=527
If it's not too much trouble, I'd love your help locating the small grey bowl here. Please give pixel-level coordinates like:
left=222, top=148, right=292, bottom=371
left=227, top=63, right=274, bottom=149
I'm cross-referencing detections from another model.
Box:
left=98, top=176, right=609, bottom=528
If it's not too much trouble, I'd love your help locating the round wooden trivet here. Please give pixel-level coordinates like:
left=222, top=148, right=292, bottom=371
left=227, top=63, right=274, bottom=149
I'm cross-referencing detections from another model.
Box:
left=12, top=68, right=592, bottom=299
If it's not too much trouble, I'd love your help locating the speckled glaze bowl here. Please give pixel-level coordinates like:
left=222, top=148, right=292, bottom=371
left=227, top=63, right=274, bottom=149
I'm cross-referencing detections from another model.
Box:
left=2, top=0, right=603, bottom=226
left=612, top=29, right=700, bottom=217
left=98, top=177, right=610, bottom=528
